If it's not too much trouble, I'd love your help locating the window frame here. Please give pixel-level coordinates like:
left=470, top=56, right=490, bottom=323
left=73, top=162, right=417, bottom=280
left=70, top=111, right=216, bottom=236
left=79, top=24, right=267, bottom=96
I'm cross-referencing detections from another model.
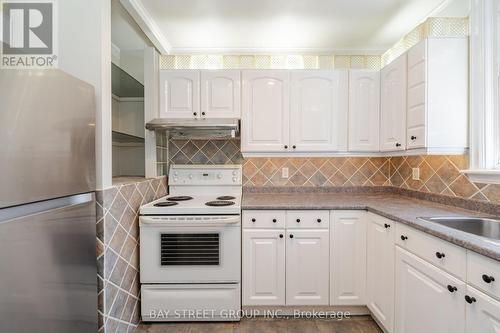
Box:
left=464, top=0, right=500, bottom=184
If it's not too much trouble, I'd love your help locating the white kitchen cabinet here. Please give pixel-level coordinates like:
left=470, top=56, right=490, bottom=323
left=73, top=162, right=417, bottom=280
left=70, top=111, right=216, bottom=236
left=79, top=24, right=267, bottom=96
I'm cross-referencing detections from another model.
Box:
left=159, top=70, right=200, bottom=119
left=395, top=246, right=466, bottom=333
left=366, top=214, right=395, bottom=333
left=242, top=229, right=286, bottom=306
left=241, top=71, right=290, bottom=152
left=290, top=71, right=349, bottom=152
left=286, top=229, right=330, bottom=305
left=349, top=70, right=380, bottom=152
left=201, top=70, right=241, bottom=118
left=330, top=211, right=367, bottom=305
left=406, top=38, right=468, bottom=151
left=465, top=285, right=500, bottom=333
left=380, top=54, right=407, bottom=152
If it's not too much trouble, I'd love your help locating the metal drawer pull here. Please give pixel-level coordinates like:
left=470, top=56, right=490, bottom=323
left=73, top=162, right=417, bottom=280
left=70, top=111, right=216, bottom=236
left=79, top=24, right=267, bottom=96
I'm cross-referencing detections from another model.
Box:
left=482, top=274, right=495, bottom=283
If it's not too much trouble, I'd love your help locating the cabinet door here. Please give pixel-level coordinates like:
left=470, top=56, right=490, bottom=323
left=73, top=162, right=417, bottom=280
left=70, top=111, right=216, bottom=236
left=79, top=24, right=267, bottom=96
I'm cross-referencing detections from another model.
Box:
left=241, top=71, right=290, bottom=152
left=201, top=70, right=241, bottom=118
left=349, top=71, right=380, bottom=151
left=367, top=214, right=395, bottom=333
left=407, top=40, right=427, bottom=149
left=395, top=247, right=466, bottom=333
left=242, top=229, right=285, bottom=305
left=380, top=55, right=407, bottom=152
left=465, top=286, right=500, bottom=333
left=286, top=229, right=329, bottom=305
left=160, top=70, right=200, bottom=119
left=330, top=211, right=367, bottom=305
left=290, top=70, right=348, bottom=151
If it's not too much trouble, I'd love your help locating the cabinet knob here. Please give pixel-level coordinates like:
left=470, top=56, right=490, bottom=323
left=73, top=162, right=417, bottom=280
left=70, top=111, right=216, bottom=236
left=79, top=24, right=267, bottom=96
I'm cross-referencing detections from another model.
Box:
left=193, top=112, right=197, bottom=116
left=411, top=135, right=417, bottom=140
left=272, top=219, right=277, bottom=223
left=317, top=219, right=322, bottom=223
left=292, top=145, right=297, bottom=149
left=435, top=252, right=446, bottom=259
left=465, top=295, right=477, bottom=304
left=296, top=219, right=300, bottom=223
left=447, top=285, right=457, bottom=293
left=482, top=274, right=495, bottom=283
left=289, top=234, right=294, bottom=239
left=251, top=218, right=256, bottom=222
left=201, top=112, right=206, bottom=116
left=401, top=235, right=408, bottom=241
left=279, top=234, right=283, bottom=238
left=284, top=145, right=288, bottom=149
left=384, top=223, right=390, bottom=228
left=395, top=143, right=401, bottom=147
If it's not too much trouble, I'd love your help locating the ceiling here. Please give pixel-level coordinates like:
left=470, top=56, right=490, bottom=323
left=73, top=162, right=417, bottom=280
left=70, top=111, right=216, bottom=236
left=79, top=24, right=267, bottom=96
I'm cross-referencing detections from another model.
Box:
left=129, top=0, right=469, bottom=55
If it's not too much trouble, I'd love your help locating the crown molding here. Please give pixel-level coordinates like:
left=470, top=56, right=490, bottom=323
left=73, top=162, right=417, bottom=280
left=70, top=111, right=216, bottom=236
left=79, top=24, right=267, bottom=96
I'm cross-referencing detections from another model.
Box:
left=119, top=0, right=171, bottom=55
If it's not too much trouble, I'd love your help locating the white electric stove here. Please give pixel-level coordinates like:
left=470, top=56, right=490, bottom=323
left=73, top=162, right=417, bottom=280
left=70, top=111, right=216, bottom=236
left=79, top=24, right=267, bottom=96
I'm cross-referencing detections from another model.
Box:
left=139, top=164, right=242, bottom=322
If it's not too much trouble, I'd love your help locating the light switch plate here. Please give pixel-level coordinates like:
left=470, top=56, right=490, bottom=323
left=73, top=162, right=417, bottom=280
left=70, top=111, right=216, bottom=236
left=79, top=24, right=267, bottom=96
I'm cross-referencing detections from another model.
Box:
left=412, top=168, right=420, bottom=180
left=282, top=167, right=289, bottom=178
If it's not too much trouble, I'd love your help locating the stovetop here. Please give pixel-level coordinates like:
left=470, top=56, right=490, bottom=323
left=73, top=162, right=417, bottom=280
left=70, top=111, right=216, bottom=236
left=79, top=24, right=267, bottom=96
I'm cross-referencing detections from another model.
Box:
left=140, top=193, right=242, bottom=215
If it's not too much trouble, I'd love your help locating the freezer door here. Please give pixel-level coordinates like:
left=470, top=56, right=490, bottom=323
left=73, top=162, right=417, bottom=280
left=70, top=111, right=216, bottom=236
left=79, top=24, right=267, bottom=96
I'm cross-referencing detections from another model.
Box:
left=0, top=193, right=97, bottom=333
left=0, top=69, right=96, bottom=208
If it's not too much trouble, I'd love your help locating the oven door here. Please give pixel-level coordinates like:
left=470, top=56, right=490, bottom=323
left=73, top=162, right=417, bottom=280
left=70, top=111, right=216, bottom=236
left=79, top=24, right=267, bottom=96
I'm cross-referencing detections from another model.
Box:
left=139, top=215, right=241, bottom=283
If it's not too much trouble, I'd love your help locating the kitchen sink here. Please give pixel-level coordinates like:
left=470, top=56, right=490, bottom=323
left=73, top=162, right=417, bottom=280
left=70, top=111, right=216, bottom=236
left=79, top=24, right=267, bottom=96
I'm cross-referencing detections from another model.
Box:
left=418, top=217, right=500, bottom=240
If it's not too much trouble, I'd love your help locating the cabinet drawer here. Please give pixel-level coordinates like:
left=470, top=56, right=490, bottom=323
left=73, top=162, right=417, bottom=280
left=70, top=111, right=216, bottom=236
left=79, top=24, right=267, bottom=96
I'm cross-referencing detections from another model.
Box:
left=396, top=223, right=466, bottom=280
left=242, top=210, right=285, bottom=228
left=468, top=251, right=500, bottom=300
left=286, top=210, right=329, bottom=228
left=408, top=40, right=427, bottom=67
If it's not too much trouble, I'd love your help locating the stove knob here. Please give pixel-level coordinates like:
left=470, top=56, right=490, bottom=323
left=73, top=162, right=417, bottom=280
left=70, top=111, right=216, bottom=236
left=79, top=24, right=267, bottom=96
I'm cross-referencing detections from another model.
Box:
left=232, top=177, right=237, bottom=182
left=173, top=171, right=178, bottom=176
left=232, top=170, right=237, bottom=176
left=189, top=174, right=193, bottom=179
left=173, top=177, right=178, bottom=182
left=217, top=174, right=222, bottom=179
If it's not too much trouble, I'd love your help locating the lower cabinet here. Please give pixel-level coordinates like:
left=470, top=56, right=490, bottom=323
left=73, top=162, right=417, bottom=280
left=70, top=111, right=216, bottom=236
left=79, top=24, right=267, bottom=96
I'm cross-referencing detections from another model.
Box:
left=395, top=246, right=466, bottom=333
left=242, top=210, right=329, bottom=306
left=330, top=211, right=367, bottom=305
left=242, top=229, right=285, bottom=305
left=366, top=214, right=395, bottom=333
left=465, top=285, right=500, bottom=333
left=286, top=229, right=329, bottom=305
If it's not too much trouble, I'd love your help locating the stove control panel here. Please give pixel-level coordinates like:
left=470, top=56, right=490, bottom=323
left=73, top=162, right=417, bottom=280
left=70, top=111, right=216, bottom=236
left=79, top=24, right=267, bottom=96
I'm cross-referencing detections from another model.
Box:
left=169, top=165, right=242, bottom=186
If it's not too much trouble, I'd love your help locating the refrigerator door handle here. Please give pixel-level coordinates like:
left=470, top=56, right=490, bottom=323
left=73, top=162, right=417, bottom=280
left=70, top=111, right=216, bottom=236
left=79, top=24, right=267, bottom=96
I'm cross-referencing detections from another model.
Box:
left=0, top=192, right=94, bottom=223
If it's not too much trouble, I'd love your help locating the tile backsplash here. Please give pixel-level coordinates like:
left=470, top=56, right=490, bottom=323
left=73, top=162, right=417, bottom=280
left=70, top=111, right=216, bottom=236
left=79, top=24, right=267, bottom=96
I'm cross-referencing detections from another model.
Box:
left=167, top=139, right=500, bottom=205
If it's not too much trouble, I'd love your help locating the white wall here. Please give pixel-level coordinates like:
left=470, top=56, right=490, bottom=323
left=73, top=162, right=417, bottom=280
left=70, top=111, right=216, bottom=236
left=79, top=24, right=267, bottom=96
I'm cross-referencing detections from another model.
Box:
left=58, top=0, right=112, bottom=190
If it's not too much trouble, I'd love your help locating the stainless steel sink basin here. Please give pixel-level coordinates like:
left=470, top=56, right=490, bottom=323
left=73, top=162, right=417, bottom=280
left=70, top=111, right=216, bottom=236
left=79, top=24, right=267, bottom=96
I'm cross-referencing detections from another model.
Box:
left=419, top=217, right=500, bottom=240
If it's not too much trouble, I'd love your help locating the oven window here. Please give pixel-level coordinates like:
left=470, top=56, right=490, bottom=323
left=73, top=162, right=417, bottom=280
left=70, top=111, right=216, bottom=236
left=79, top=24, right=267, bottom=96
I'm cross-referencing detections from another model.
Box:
left=160, top=233, right=220, bottom=266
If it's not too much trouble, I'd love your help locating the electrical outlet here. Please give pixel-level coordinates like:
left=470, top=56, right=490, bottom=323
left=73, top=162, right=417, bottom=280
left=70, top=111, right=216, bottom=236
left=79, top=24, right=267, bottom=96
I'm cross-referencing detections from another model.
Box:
left=282, top=167, right=289, bottom=178
left=412, top=168, right=420, bottom=180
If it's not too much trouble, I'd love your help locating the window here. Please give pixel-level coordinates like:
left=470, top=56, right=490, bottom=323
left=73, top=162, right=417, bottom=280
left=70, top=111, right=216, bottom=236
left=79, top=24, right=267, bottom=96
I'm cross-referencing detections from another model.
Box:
left=465, top=0, right=500, bottom=183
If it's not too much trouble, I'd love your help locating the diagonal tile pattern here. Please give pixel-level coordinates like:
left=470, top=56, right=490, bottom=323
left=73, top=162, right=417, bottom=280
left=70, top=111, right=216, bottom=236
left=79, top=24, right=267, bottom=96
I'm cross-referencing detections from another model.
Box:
left=96, top=177, right=167, bottom=333
left=169, top=139, right=243, bottom=165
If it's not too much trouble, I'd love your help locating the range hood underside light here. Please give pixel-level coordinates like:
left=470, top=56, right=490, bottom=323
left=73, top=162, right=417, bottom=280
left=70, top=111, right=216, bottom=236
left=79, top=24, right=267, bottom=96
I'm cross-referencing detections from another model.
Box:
left=145, top=118, right=240, bottom=140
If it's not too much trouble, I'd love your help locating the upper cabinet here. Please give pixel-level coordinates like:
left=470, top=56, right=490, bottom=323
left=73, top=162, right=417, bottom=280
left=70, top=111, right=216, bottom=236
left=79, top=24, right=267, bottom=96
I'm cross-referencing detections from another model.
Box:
left=201, top=70, right=241, bottom=118
left=348, top=70, right=381, bottom=152
left=406, top=38, right=468, bottom=152
left=241, top=71, right=290, bottom=152
left=380, top=54, right=407, bottom=152
left=160, top=70, right=200, bottom=119
left=290, top=71, right=348, bottom=152
left=160, top=70, right=241, bottom=119
left=241, top=70, right=348, bottom=153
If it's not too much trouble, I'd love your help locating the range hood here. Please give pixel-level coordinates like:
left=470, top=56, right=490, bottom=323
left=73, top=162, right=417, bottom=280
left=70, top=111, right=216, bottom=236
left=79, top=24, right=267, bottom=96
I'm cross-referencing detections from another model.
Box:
left=145, top=118, right=239, bottom=139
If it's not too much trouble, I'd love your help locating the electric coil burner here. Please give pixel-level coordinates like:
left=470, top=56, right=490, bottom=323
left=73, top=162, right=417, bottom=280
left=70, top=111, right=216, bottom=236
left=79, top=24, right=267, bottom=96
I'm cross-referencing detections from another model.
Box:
left=217, top=196, right=236, bottom=200
left=205, top=200, right=235, bottom=207
left=139, top=164, right=242, bottom=322
left=153, top=201, right=178, bottom=207
left=166, top=195, right=193, bottom=201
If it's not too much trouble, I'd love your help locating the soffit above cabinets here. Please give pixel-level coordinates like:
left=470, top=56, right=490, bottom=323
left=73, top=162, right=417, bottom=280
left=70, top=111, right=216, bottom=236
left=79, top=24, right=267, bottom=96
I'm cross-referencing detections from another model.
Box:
left=121, top=0, right=469, bottom=55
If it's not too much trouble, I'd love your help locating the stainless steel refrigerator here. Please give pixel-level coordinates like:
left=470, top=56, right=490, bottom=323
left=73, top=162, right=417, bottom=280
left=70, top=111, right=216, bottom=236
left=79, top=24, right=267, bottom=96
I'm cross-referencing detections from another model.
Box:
left=0, top=69, right=97, bottom=333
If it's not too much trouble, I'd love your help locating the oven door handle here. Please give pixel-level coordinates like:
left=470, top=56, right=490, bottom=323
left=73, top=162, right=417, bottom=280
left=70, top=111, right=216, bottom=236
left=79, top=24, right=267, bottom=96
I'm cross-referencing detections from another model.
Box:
left=139, top=215, right=241, bottom=226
